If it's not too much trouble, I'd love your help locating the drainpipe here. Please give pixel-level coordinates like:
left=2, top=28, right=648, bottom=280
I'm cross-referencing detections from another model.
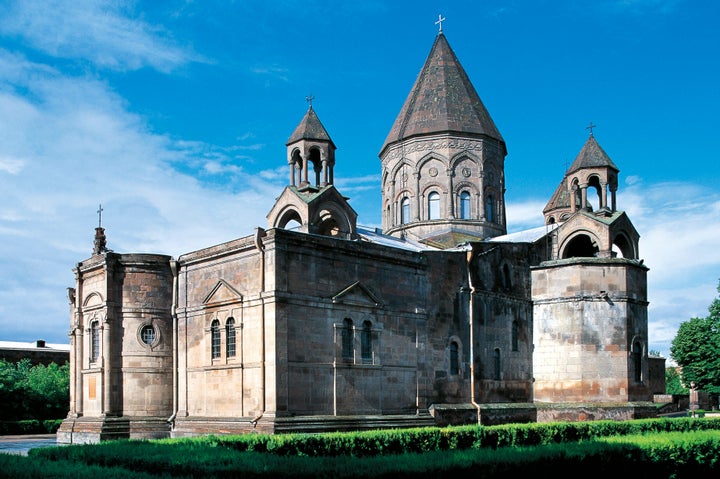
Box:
left=168, top=259, right=179, bottom=428
left=252, top=227, right=267, bottom=426
left=466, top=248, right=482, bottom=420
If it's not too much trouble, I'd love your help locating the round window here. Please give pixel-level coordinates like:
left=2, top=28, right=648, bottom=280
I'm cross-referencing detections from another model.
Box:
left=140, top=325, right=156, bottom=345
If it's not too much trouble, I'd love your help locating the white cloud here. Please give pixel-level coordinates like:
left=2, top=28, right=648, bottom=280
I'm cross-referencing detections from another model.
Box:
left=0, top=0, right=202, bottom=72
left=0, top=49, right=281, bottom=344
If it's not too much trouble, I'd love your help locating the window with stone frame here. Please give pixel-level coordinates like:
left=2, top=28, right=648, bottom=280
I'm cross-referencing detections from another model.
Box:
left=226, top=318, right=236, bottom=358
left=90, top=320, right=100, bottom=363
left=485, top=194, right=495, bottom=222
left=428, top=191, right=440, bottom=220
left=400, top=197, right=410, bottom=224
left=211, top=319, right=221, bottom=359
left=449, top=341, right=459, bottom=375
left=633, top=341, right=642, bottom=382
left=493, top=348, right=501, bottom=380
left=460, top=191, right=471, bottom=219
left=342, top=318, right=353, bottom=360
left=140, top=324, right=156, bottom=346
left=511, top=321, right=519, bottom=352
left=361, top=320, right=373, bottom=364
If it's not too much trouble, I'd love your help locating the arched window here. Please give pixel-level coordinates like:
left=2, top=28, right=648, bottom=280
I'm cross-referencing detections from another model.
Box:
left=485, top=194, right=495, bottom=222
left=428, top=191, right=440, bottom=220
left=140, top=325, right=155, bottom=346
left=361, top=320, right=372, bottom=364
left=502, top=264, right=512, bottom=290
left=511, top=321, right=519, bottom=352
left=449, top=341, right=459, bottom=375
left=633, top=341, right=642, bottom=382
left=90, top=320, right=100, bottom=363
left=460, top=191, right=471, bottom=219
left=400, top=197, right=410, bottom=225
left=493, top=348, right=501, bottom=380
left=211, top=320, right=221, bottom=359
left=342, top=318, right=353, bottom=360
left=226, top=318, right=236, bottom=358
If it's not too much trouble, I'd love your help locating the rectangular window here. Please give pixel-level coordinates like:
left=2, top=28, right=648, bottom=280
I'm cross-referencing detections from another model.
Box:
left=226, top=319, right=236, bottom=358
left=90, top=321, right=99, bottom=363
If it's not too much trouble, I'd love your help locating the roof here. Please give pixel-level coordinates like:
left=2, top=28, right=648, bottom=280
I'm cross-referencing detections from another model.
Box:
left=567, top=134, right=619, bottom=175
left=286, top=106, right=335, bottom=147
left=487, top=223, right=559, bottom=243
left=0, top=340, right=70, bottom=351
left=356, top=226, right=440, bottom=252
left=381, top=33, right=505, bottom=154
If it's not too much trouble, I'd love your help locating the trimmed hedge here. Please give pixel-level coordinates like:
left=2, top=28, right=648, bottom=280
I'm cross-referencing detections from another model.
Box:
left=192, top=417, right=720, bottom=457
left=0, top=419, right=63, bottom=435
left=17, top=429, right=720, bottom=478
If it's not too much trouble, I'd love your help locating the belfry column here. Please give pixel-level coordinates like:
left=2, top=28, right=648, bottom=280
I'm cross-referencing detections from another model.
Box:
left=413, top=171, right=421, bottom=221
left=601, top=181, right=608, bottom=209
left=580, top=184, right=588, bottom=210
left=321, top=157, right=329, bottom=186
left=447, top=169, right=455, bottom=219
left=302, top=155, right=309, bottom=185
left=479, top=172, right=486, bottom=221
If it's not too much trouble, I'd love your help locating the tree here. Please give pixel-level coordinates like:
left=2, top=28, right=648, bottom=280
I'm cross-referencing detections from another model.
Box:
left=665, top=367, right=688, bottom=395
left=670, top=280, right=720, bottom=394
left=25, top=362, right=70, bottom=420
left=0, top=359, right=69, bottom=421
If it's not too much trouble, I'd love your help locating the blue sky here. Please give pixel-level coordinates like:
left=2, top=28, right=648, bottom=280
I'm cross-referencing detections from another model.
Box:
left=0, top=0, right=718, bottom=362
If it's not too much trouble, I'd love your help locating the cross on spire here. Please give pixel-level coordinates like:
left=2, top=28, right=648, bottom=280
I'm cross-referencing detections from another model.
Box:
left=435, top=14, right=446, bottom=33
left=586, top=122, right=597, bottom=137
left=305, top=94, right=315, bottom=108
left=97, top=204, right=104, bottom=228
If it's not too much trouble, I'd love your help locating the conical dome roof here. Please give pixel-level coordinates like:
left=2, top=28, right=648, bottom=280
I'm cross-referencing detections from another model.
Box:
left=286, top=106, right=335, bottom=147
left=567, top=134, right=618, bottom=174
left=381, top=33, right=504, bottom=154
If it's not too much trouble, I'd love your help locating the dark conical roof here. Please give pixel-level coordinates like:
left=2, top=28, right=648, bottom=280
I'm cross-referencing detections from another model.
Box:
left=286, top=106, right=335, bottom=147
left=567, top=134, right=618, bottom=174
left=381, top=33, right=504, bottom=154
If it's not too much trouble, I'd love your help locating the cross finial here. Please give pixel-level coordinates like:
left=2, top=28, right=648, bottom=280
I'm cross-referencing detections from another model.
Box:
left=97, top=204, right=104, bottom=228
left=586, top=122, right=597, bottom=137
left=435, top=14, right=446, bottom=33
left=305, top=94, right=314, bottom=108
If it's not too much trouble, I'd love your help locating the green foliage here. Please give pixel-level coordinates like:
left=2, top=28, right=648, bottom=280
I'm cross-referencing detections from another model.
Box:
left=15, top=423, right=720, bottom=478
left=666, top=367, right=688, bottom=394
left=670, top=280, right=720, bottom=395
left=0, top=358, right=69, bottom=422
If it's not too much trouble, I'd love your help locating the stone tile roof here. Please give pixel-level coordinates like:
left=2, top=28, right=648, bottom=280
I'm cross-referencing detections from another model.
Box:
left=381, top=33, right=504, bottom=154
left=567, top=134, right=619, bottom=174
left=286, top=106, right=335, bottom=147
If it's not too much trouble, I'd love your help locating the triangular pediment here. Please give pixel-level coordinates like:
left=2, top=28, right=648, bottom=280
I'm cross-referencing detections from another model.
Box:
left=203, top=279, right=243, bottom=306
left=332, top=281, right=383, bottom=308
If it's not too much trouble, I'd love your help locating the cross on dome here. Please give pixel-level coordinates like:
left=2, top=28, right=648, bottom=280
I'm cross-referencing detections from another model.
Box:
left=435, top=14, right=445, bottom=33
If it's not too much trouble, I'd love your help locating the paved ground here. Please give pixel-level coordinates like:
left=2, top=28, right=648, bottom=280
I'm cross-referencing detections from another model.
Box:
left=0, top=434, right=59, bottom=455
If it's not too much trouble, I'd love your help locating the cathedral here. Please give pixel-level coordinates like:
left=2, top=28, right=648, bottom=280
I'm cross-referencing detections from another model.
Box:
left=58, top=31, right=654, bottom=444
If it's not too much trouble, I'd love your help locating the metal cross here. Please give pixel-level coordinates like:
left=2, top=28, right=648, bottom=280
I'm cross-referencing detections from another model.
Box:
left=586, top=122, right=597, bottom=136
left=435, top=14, right=446, bottom=33
left=97, top=204, right=103, bottom=228
left=305, top=94, right=314, bottom=107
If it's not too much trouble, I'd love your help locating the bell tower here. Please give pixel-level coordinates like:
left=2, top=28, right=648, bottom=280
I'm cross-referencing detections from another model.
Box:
left=267, top=103, right=357, bottom=239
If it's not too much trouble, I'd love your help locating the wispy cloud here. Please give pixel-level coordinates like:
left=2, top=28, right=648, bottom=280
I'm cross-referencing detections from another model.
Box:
left=0, top=49, right=279, bottom=341
left=0, top=0, right=202, bottom=72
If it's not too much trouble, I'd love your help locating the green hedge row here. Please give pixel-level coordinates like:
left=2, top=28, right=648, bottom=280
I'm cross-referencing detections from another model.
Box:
left=0, top=419, right=63, bottom=435
left=197, top=417, right=720, bottom=457
left=15, top=429, right=720, bottom=478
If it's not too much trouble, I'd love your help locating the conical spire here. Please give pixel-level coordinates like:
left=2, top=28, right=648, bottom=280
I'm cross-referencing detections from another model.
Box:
left=567, top=134, right=619, bottom=175
left=381, top=33, right=504, bottom=154
left=286, top=105, right=335, bottom=147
